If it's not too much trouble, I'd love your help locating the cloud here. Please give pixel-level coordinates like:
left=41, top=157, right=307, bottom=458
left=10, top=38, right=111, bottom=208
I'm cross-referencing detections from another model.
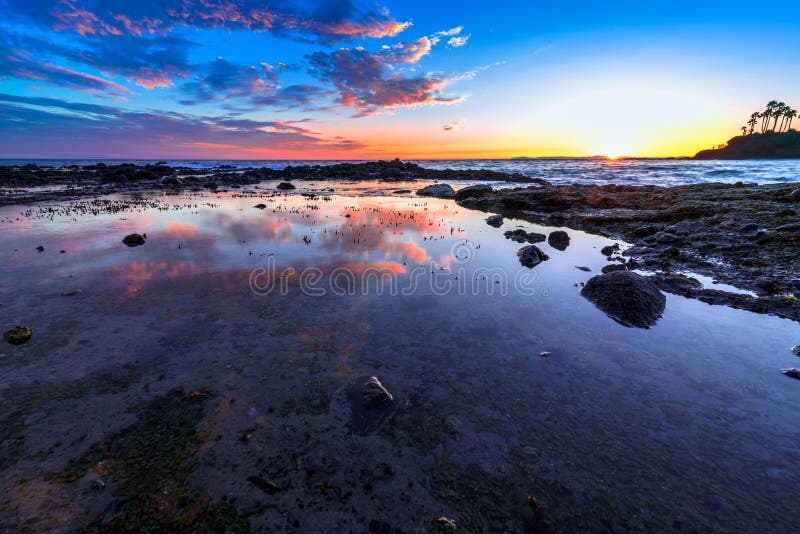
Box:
left=8, top=0, right=410, bottom=41
left=307, top=43, right=463, bottom=116
left=447, top=35, right=470, bottom=47
left=0, top=49, right=131, bottom=94
left=443, top=119, right=464, bottom=131
left=0, top=93, right=367, bottom=157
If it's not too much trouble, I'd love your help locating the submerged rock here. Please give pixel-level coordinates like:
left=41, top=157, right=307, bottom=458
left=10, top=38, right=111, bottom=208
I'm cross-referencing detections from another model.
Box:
left=783, top=368, right=800, bottom=380
left=547, top=230, right=570, bottom=251
left=505, top=229, right=546, bottom=244
left=517, top=245, right=549, bottom=268
left=277, top=182, right=296, bottom=190
left=4, top=326, right=32, bottom=345
left=581, top=271, right=666, bottom=328
left=253, top=203, right=267, bottom=209
left=454, top=183, right=492, bottom=201
left=486, top=214, right=504, bottom=227
left=601, top=244, right=619, bottom=256
left=122, top=233, right=146, bottom=247
left=416, top=183, right=455, bottom=199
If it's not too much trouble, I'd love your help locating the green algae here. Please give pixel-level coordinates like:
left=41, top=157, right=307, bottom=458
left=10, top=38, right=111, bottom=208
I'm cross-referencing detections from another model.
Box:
left=58, top=388, right=249, bottom=532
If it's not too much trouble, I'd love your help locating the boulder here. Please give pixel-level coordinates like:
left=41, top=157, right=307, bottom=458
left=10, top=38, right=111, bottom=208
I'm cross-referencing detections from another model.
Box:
left=486, top=214, right=504, bottom=228
left=601, top=263, right=628, bottom=274
left=122, top=234, right=146, bottom=247
left=581, top=271, right=666, bottom=328
left=253, top=204, right=267, bottom=209
left=600, top=244, right=619, bottom=256
left=4, top=326, right=32, bottom=345
left=361, top=376, right=394, bottom=409
left=517, top=245, right=549, bottom=268
left=277, top=182, right=296, bottom=190
left=416, top=183, right=455, bottom=199
left=783, top=368, right=800, bottom=380
left=547, top=230, right=570, bottom=251
left=454, top=183, right=493, bottom=201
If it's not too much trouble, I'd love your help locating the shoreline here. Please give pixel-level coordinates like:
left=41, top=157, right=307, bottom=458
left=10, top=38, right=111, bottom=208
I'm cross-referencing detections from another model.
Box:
left=3, top=160, right=799, bottom=321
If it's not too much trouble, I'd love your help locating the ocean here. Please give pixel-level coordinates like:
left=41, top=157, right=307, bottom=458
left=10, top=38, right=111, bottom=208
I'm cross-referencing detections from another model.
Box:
left=2, top=158, right=800, bottom=186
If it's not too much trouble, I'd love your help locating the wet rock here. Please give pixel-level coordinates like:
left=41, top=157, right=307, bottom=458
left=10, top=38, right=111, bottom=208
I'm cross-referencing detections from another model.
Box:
left=505, top=229, right=546, bottom=244
left=739, top=223, right=759, bottom=233
left=547, top=230, right=570, bottom=251
left=575, top=266, right=591, bottom=272
left=517, top=245, right=549, bottom=268
left=454, top=183, right=492, bottom=201
left=4, top=326, right=32, bottom=345
left=35, top=245, right=44, bottom=252
left=362, top=376, right=393, bottom=409
left=393, top=189, right=412, bottom=194
left=601, top=244, right=619, bottom=256
left=122, top=233, right=146, bottom=247
left=202, top=182, right=218, bottom=190
left=247, top=476, right=279, bottom=495
left=755, top=277, right=782, bottom=295
left=91, top=479, right=105, bottom=491
left=277, top=182, right=296, bottom=190
left=791, top=189, right=800, bottom=201
left=539, top=352, right=551, bottom=358
left=601, top=264, right=628, bottom=274
left=431, top=517, right=457, bottom=532
left=416, top=183, right=455, bottom=199
left=783, top=368, right=800, bottom=380
left=486, top=214, right=504, bottom=228
left=253, top=203, right=267, bottom=209
left=792, top=346, right=800, bottom=356
left=61, top=290, right=82, bottom=296
left=581, top=271, right=666, bottom=328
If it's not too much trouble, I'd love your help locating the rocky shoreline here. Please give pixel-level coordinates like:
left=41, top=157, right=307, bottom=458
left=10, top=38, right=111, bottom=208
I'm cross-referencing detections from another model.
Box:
left=456, top=180, right=800, bottom=321
left=3, top=160, right=799, bottom=321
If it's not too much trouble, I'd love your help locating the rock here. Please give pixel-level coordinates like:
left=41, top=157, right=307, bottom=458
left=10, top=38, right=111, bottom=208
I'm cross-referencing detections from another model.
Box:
left=755, top=277, right=782, bottom=295
left=547, top=230, right=570, bottom=251
left=393, top=189, right=412, bottom=194
left=416, top=183, right=455, bottom=199
left=454, top=183, right=492, bottom=201
left=539, top=351, right=551, bottom=358
left=505, top=229, right=546, bottom=244
left=61, top=290, right=82, bottom=296
left=35, top=245, right=44, bottom=252
left=247, top=476, right=279, bottom=494
left=91, top=479, right=105, bottom=491
left=791, top=189, right=800, bottom=201
left=277, top=182, right=296, bottom=190
left=4, top=326, right=32, bottom=345
left=739, top=223, right=759, bottom=233
left=122, top=233, right=146, bottom=247
left=601, top=244, right=619, bottom=256
left=202, top=182, right=218, bottom=190
left=783, top=368, right=800, bottom=380
left=601, top=263, right=628, bottom=274
left=431, top=517, right=457, bottom=532
left=792, top=346, right=800, bottom=356
left=652, top=231, right=681, bottom=244
left=517, top=245, right=549, bottom=268
left=575, top=266, right=591, bottom=272
left=362, top=376, right=394, bottom=409
left=581, top=271, right=666, bottom=328
left=486, top=214, right=504, bottom=228
left=253, top=203, right=267, bottom=209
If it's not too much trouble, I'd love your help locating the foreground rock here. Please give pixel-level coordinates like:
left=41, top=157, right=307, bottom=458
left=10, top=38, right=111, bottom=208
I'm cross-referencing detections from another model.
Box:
left=486, top=214, right=504, bottom=227
left=783, top=368, right=800, bottom=380
left=547, top=230, right=570, bottom=251
left=122, top=234, right=146, bottom=247
left=505, top=229, right=546, bottom=243
left=276, top=182, right=296, bottom=190
left=456, top=180, right=800, bottom=321
left=416, top=184, right=455, bottom=199
left=517, top=245, right=549, bottom=268
left=4, top=326, right=32, bottom=345
left=343, top=376, right=397, bottom=435
left=581, top=271, right=666, bottom=328
left=455, top=183, right=493, bottom=201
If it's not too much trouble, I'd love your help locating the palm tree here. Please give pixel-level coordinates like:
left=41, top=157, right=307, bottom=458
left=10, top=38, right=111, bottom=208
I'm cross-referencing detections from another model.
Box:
left=785, top=108, right=797, bottom=132
left=771, top=102, right=787, bottom=131
left=741, top=126, right=748, bottom=135
left=748, top=112, right=758, bottom=134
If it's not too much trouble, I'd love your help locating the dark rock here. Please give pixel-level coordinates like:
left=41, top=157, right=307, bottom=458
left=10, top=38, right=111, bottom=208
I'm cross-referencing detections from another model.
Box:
left=247, top=476, right=279, bottom=494
left=362, top=376, right=394, bottom=409
left=122, top=233, right=146, bottom=247
left=755, top=277, right=782, bottom=295
left=600, top=244, right=619, bottom=256
left=739, top=223, right=759, bottom=233
left=517, top=245, right=549, bottom=268
left=505, top=229, right=546, bottom=244
left=791, top=189, right=800, bottom=201
left=792, top=345, right=800, bottom=356
left=202, top=182, right=218, bottom=190
left=486, top=214, right=504, bottom=227
left=416, top=183, right=455, bottom=199
left=575, top=266, right=591, bottom=272
left=432, top=517, right=457, bottom=532
left=35, top=245, right=44, bottom=252
left=783, top=368, right=800, bottom=380
left=547, top=230, right=570, bottom=251
left=454, top=183, right=493, bottom=201
left=345, top=376, right=397, bottom=435
left=392, top=189, right=412, bottom=194
left=253, top=204, right=267, bottom=209
left=4, top=326, right=32, bottom=345
left=601, top=264, right=628, bottom=274
left=277, top=182, right=296, bottom=190
left=581, top=271, right=666, bottom=328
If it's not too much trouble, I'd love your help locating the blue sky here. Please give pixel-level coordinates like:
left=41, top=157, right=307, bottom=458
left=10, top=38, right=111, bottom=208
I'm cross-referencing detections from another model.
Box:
left=0, top=0, right=798, bottom=158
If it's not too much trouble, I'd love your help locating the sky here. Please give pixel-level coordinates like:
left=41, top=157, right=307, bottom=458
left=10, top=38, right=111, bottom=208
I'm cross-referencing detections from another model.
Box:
left=0, top=0, right=798, bottom=159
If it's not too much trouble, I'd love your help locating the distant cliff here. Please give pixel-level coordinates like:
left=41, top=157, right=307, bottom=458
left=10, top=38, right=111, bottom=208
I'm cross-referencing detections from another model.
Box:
left=694, top=130, right=800, bottom=159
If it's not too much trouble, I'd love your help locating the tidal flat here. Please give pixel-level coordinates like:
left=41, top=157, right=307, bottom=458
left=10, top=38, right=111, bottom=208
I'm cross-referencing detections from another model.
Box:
left=1, top=168, right=800, bottom=532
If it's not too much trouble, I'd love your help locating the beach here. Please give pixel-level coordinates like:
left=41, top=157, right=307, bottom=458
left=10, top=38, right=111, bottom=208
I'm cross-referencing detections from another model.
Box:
left=1, top=161, right=800, bottom=531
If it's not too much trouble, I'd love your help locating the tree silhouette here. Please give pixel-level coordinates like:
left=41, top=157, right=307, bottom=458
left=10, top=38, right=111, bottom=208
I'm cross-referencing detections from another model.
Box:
left=746, top=101, right=796, bottom=136
left=747, top=113, right=758, bottom=135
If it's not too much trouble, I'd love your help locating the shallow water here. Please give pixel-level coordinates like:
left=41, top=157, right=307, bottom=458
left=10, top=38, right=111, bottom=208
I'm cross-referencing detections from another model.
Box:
left=4, top=157, right=800, bottom=186
left=1, top=183, right=799, bottom=531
